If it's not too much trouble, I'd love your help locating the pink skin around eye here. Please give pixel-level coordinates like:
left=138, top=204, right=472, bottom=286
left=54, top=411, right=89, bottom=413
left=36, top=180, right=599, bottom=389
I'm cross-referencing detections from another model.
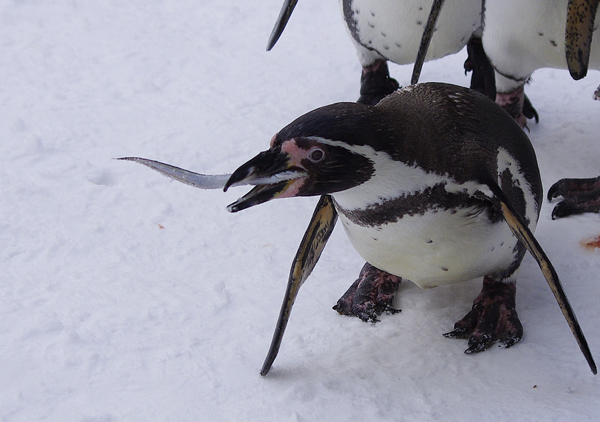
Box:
left=276, top=138, right=311, bottom=198
left=280, top=139, right=313, bottom=166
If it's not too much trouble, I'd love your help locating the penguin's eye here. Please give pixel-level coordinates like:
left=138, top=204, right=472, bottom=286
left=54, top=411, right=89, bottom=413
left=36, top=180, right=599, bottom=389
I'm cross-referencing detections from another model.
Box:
left=308, top=148, right=325, bottom=163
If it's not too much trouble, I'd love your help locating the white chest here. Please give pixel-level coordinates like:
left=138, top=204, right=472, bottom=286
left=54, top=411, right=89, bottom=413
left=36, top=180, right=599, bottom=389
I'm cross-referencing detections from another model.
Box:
left=341, top=0, right=483, bottom=64
left=335, top=203, right=519, bottom=289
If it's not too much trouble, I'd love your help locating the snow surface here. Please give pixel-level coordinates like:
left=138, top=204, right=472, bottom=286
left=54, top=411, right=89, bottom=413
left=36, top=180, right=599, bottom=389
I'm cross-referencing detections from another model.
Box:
left=1, top=1, right=600, bottom=421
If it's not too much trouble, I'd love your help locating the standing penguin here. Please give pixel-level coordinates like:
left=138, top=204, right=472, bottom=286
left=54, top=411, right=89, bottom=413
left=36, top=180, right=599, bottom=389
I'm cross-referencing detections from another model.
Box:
left=123, top=82, right=596, bottom=376
left=267, top=0, right=484, bottom=104
left=480, top=0, right=600, bottom=218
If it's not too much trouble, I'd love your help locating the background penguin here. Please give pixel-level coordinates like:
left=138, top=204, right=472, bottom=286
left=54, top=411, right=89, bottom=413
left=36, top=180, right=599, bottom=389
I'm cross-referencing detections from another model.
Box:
left=481, top=0, right=600, bottom=218
left=482, top=0, right=600, bottom=127
left=268, top=0, right=484, bottom=104
left=124, top=82, right=596, bottom=375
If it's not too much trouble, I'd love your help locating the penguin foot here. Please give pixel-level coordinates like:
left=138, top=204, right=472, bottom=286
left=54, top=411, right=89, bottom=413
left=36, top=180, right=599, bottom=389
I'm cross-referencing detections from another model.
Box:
left=444, top=277, right=523, bottom=354
left=357, top=60, right=400, bottom=106
left=333, top=262, right=401, bottom=323
left=547, top=176, right=600, bottom=219
left=495, top=86, right=539, bottom=129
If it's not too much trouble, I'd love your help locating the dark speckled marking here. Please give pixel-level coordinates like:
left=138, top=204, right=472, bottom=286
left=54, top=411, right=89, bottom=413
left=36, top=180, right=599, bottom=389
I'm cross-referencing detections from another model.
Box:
left=550, top=39, right=558, bottom=47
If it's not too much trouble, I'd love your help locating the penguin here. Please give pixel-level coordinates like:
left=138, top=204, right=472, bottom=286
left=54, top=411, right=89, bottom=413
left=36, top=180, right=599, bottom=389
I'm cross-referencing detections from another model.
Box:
left=122, top=82, right=596, bottom=376
left=267, top=0, right=484, bottom=104
left=481, top=0, right=600, bottom=126
left=481, top=0, right=600, bottom=218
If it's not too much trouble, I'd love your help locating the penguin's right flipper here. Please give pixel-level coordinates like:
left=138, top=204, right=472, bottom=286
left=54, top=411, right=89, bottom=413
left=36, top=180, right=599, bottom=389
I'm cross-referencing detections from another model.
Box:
left=491, top=183, right=597, bottom=374
left=260, top=194, right=338, bottom=376
left=266, top=0, right=299, bottom=51
left=565, top=0, right=600, bottom=80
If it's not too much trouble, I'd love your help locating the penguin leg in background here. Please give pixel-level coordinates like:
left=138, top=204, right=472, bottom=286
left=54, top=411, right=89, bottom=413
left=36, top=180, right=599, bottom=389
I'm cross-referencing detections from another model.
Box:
left=332, top=262, right=401, bottom=323
left=463, top=35, right=496, bottom=101
left=357, top=60, right=400, bottom=106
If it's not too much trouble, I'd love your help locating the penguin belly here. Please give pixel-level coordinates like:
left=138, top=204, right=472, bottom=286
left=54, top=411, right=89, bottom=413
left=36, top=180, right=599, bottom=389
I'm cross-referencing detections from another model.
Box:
left=341, top=0, right=483, bottom=66
left=483, top=0, right=600, bottom=92
left=336, top=204, right=523, bottom=289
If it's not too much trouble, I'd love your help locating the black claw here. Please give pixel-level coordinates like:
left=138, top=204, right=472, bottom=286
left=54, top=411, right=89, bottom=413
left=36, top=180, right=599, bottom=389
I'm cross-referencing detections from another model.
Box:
left=465, top=334, right=494, bottom=354
left=443, top=327, right=469, bottom=339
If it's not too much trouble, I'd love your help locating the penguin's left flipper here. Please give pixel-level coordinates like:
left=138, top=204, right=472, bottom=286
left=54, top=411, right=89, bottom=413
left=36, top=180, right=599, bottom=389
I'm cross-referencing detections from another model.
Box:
left=261, top=195, right=338, bottom=376
left=566, top=0, right=600, bottom=80
left=547, top=176, right=600, bottom=219
left=495, top=182, right=597, bottom=374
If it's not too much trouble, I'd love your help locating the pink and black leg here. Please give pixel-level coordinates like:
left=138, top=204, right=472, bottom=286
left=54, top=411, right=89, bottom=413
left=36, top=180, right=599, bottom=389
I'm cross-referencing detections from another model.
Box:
left=444, top=276, right=523, bottom=353
left=357, top=60, right=400, bottom=106
left=495, top=85, right=539, bottom=129
left=333, top=262, right=401, bottom=323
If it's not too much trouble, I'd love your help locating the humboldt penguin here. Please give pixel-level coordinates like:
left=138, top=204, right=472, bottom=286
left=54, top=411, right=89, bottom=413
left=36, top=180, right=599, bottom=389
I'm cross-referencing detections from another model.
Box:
left=267, top=0, right=484, bottom=104
left=122, top=82, right=596, bottom=376
left=480, top=0, right=600, bottom=217
left=481, top=0, right=600, bottom=126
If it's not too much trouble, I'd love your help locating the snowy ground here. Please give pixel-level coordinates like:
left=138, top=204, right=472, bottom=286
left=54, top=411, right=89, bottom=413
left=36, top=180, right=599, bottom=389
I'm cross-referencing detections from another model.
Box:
left=1, top=1, right=600, bottom=421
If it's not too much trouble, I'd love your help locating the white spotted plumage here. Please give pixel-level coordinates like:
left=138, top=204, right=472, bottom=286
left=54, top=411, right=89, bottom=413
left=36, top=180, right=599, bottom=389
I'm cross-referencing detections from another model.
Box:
left=341, top=0, right=483, bottom=67
left=483, top=0, right=600, bottom=93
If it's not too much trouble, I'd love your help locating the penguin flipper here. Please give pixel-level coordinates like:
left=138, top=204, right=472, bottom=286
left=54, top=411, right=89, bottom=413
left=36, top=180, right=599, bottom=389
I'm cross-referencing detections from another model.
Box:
left=565, top=0, right=600, bottom=80
left=411, top=0, right=446, bottom=85
left=260, top=195, right=338, bottom=376
left=492, top=184, right=597, bottom=374
left=266, top=0, right=299, bottom=51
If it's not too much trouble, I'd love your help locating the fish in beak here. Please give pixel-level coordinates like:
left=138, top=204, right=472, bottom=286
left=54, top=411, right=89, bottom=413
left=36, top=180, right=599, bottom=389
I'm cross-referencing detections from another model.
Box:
left=224, top=148, right=308, bottom=213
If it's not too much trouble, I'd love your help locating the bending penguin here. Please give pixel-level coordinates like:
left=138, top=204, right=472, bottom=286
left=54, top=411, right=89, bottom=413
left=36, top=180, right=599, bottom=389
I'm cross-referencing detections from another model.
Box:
left=122, top=82, right=596, bottom=376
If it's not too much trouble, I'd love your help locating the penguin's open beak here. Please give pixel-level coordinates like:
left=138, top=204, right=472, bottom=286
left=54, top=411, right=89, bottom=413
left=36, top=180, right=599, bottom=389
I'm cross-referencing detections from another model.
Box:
left=225, top=149, right=308, bottom=213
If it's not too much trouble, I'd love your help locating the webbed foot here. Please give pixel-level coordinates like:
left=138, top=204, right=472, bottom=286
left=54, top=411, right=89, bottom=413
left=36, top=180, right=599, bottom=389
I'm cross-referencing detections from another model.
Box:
left=333, top=262, right=401, bottom=323
left=547, top=176, right=600, bottom=219
left=444, top=276, right=523, bottom=354
left=357, top=60, right=400, bottom=105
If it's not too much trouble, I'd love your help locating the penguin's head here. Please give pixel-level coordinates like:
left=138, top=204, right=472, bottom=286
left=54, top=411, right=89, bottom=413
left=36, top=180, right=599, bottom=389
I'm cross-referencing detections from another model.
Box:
left=224, top=103, right=377, bottom=212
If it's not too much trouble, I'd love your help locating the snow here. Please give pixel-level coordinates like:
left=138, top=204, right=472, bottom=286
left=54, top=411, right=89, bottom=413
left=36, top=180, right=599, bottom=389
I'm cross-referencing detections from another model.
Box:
left=1, top=1, right=599, bottom=421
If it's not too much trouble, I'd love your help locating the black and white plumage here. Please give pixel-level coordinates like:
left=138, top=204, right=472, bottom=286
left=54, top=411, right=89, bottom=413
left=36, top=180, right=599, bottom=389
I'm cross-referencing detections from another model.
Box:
left=223, top=82, right=595, bottom=375
left=123, top=83, right=596, bottom=376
